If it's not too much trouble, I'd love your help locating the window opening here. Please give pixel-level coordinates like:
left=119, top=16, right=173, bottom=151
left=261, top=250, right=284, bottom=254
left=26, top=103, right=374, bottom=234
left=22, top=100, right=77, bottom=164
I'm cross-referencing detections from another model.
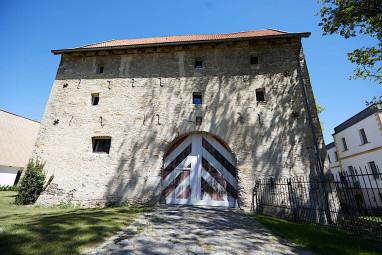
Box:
left=193, top=92, right=202, bottom=104
left=91, top=93, right=99, bottom=105
left=359, top=128, right=368, bottom=144
left=97, top=65, right=104, bottom=74
left=368, top=161, right=380, bottom=179
left=334, top=151, right=338, bottom=161
left=342, top=137, right=348, bottom=151
left=92, top=137, right=111, bottom=154
left=256, top=89, right=265, bottom=102
left=250, top=56, right=259, bottom=65
left=195, top=59, right=203, bottom=69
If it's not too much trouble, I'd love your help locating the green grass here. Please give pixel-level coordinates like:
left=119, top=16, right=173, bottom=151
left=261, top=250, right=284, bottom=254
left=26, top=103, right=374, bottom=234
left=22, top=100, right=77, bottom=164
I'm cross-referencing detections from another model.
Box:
left=0, top=191, right=153, bottom=255
left=251, top=214, right=382, bottom=255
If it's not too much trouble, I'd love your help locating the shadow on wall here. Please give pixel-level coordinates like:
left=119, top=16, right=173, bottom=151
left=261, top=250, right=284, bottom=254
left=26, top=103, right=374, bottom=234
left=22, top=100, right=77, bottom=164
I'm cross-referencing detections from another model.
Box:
left=52, top=43, right=326, bottom=207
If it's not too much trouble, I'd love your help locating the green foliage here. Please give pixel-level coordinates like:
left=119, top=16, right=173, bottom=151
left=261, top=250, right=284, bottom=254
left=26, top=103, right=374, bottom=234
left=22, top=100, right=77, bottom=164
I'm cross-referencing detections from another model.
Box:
left=0, top=186, right=19, bottom=191
left=14, top=158, right=50, bottom=205
left=318, top=0, right=382, bottom=103
left=251, top=214, right=382, bottom=255
left=105, top=200, right=130, bottom=207
left=316, top=98, right=326, bottom=130
left=58, top=200, right=81, bottom=209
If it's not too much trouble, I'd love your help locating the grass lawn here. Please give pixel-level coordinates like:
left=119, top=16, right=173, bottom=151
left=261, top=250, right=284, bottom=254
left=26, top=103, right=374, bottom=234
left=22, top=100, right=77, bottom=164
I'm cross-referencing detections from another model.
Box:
left=0, top=191, right=153, bottom=255
left=251, top=214, right=382, bottom=255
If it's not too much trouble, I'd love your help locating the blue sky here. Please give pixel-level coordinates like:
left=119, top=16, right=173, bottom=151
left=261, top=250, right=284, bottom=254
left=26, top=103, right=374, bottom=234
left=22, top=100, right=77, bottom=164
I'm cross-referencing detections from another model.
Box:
left=0, top=0, right=380, bottom=144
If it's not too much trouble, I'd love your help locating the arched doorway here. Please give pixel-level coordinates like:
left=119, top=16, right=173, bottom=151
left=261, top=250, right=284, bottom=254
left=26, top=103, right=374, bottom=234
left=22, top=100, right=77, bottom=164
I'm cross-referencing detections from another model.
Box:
left=161, top=133, right=238, bottom=207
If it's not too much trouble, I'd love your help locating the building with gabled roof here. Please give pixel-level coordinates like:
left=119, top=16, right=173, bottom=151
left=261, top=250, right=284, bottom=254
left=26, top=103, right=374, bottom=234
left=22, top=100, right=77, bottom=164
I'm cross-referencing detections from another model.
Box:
left=33, top=29, right=328, bottom=209
left=0, top=109, right=40, bottom=186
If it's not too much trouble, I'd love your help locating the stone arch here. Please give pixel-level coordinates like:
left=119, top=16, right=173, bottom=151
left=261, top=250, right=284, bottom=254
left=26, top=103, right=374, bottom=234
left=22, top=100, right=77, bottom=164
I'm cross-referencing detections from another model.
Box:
left=161, top=132, right=238, bottom=207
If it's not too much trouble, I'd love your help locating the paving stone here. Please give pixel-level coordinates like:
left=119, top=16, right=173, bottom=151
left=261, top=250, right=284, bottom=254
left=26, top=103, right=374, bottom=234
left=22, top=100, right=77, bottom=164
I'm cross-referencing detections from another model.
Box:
left=86, top=205, right=312, bottom=255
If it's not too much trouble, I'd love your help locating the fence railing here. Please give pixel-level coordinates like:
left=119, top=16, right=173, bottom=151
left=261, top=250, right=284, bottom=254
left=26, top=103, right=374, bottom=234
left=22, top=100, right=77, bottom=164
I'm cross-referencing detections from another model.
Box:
left=252, top=170, right=382, bottom=238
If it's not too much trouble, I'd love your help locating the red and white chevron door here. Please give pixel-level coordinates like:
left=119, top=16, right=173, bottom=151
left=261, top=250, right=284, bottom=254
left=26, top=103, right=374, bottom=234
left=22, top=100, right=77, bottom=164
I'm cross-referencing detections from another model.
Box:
left=162, top=134, right=238, bottom=207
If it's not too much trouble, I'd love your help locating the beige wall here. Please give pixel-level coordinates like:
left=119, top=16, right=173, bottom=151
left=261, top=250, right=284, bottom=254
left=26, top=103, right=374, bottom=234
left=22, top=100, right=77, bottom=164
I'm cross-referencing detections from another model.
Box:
left=33, top=37, right=328, bottom=209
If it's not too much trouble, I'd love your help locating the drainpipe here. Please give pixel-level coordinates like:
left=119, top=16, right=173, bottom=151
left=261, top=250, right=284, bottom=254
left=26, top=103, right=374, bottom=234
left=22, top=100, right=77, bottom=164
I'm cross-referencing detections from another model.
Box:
left=296, top=38, right=333, bottom=224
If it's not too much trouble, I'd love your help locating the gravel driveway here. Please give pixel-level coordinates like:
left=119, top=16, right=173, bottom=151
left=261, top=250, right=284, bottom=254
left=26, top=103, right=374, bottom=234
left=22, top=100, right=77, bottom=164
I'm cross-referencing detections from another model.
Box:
left=87, top=205, right=311, bottom=255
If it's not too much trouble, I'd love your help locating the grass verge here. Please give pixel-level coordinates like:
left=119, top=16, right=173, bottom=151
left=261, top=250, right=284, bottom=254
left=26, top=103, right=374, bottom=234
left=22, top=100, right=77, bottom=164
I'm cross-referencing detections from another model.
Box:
left=0, top=191, right=153, bottom=255
left=251, top=214, right=382, bottom=255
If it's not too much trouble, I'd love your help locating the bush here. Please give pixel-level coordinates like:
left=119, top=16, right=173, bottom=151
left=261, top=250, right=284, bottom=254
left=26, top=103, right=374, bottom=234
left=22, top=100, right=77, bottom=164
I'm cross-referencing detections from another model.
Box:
left=15, top=158, right=52, bottom=205
left=58, top=200, right=81, bottom=209
left=0, top=185, right=19, bottom=191
left=105, top=200, right=130, bottom=207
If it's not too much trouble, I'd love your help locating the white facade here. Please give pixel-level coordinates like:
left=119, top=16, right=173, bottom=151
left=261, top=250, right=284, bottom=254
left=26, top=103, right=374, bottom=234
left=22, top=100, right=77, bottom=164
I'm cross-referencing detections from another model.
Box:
left=326, top=105, right=382, bottom=207
left=0, top=166, right=23, bottom=186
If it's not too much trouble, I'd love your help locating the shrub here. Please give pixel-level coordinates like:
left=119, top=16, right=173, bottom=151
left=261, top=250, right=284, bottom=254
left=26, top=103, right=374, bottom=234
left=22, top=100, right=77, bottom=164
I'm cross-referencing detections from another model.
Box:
left=0, top=185, right=19, bottom=191
left=58, top=200, right=81, bottom=209
left=105, top=200, right=130, bottom=207
left=15, top=158, right=52, bottom=205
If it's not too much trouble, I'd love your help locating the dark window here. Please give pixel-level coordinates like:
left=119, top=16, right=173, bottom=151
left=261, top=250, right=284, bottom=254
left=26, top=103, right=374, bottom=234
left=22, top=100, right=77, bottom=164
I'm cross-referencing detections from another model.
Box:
left=334, top=151, right=338, bottom=161
left=256, top=89, right=265, bottom=102
left=250, top=56, right=259, bottom=65
left=342, top=137, right=348, bottom=151
left=359, top=128, right=368, bottom=144
left=97, top=65, right=104, bottom=74
left=193, top=92, right=202, bottom=104
left=368, top=161, right=380, bottom=179
left=348, top=166, right=358, bottom=184
left=91, top=93, right=99, bottom=105
left=195, top=60, right=203, bottom=68
left=92, top=137, right=111, bottom=154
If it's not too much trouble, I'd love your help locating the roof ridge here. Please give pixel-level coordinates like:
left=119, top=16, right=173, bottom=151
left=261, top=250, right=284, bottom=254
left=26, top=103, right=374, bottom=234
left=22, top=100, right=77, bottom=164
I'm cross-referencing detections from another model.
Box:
left=114, top=29, right=282, bottom=42
left=75, top=39, right=117, bottom=49
left=266, top=28, right=290, bottom=33
left=0, top=109, right=40, bottom=123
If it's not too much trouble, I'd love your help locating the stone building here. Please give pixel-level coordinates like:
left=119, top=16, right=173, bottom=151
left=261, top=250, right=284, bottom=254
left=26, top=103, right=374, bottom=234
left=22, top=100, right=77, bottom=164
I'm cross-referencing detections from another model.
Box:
left=33, top=29, right=328, bottom=209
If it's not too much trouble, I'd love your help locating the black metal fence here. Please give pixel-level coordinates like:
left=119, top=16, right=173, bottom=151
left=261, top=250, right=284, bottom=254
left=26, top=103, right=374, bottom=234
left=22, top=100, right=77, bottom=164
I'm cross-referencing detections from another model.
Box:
left=252, top=168, right=382, bottom=238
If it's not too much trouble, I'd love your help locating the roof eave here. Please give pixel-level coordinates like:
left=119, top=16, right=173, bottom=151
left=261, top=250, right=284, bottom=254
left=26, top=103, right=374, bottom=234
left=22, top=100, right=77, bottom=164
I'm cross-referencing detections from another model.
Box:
left=51, top=32, right=311, bottom=55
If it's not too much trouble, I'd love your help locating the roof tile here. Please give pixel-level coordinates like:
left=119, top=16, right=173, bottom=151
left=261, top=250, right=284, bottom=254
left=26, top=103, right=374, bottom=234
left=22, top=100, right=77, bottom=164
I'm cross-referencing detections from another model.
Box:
left=82, top=29, right=288, bottom=49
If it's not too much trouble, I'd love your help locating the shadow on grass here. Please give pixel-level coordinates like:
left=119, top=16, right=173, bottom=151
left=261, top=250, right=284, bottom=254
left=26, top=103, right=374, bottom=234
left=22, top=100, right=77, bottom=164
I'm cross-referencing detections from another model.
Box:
left=0, top=205, right=152, bottom=255
left=251, top=214, right=382, bottom=255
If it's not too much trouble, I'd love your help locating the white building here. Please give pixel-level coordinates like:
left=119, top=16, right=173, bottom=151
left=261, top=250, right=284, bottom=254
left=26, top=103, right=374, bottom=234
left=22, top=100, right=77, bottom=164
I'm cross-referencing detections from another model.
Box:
left=0, top=110, right=40, bottom=186
left=326, top=105, right=382, bottom=208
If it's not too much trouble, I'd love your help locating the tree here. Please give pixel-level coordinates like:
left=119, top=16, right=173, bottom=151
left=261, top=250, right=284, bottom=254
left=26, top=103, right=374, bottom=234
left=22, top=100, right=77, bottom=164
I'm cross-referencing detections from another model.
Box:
left=15, top=158, right=53, bottom=205
left=318, top=0, right=382, bottom=104
left=316, top=100, right=326, bottom=130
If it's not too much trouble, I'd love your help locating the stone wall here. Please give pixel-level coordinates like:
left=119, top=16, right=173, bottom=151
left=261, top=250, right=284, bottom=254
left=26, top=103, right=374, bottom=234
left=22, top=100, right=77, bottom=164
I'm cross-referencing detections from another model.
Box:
left=33, top=37, right=329, bottom=209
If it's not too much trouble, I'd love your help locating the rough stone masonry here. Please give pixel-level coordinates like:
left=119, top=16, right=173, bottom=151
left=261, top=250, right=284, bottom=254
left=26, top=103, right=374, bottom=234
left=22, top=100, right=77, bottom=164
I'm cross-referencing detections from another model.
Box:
left=32, top=29, right=329, bottom=209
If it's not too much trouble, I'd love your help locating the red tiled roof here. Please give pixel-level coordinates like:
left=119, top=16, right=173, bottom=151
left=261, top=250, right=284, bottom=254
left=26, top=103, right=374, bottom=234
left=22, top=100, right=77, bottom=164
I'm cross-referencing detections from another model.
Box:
left=52, top=29, right=310, bottom=54
left=82, top=29, right=288, bottom=49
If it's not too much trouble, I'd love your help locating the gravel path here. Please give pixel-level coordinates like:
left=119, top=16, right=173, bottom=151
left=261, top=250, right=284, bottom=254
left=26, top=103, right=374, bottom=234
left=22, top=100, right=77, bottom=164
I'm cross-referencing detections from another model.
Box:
left=87, top=205, right=312, bottom=255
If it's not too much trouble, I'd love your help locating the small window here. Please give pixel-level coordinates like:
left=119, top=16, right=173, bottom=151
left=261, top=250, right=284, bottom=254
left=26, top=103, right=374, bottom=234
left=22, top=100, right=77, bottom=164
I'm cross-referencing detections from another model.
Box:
left=256, top=89, right=265, bottom=102
left=368, top=161, right=380, bottom=179
left=250, top=56, right=260, bottom=65
left=92, top=137, right=111, bottom=154
left=359, top=128, right=368, bottom=144
left=194, top=58, right=203, bottom=69
left=193, top=92, right=202, bottom=104
left=97, top=65, right=104, bottom=74
left=341, top=138, right=348, bottom=151
left=91, top=93, right=99, bottom=105
left=334, top=151, right=338, bottom=162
